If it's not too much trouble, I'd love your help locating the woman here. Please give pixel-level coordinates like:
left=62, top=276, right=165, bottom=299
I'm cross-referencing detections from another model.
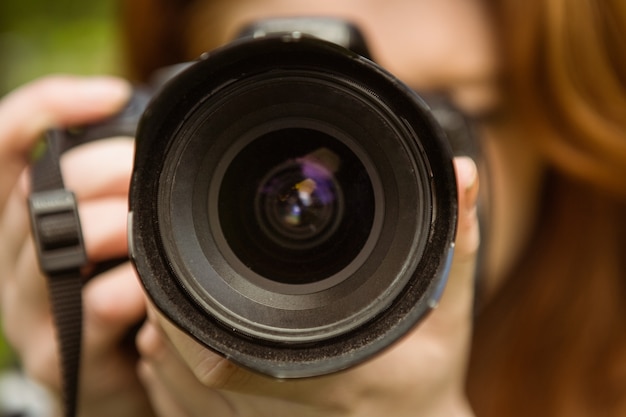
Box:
left=0, top=0, right=624, bottom=416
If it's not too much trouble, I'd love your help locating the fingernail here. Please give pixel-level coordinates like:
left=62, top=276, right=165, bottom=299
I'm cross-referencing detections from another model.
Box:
left=136, top=321, right=165, bottom=359
left=456, top=157, right=477, bottom=189
left=455, top=156, right=479, bottom=212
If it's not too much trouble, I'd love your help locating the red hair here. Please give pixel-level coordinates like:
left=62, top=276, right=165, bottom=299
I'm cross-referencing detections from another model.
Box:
left=468, top=1, right=626, bottom=415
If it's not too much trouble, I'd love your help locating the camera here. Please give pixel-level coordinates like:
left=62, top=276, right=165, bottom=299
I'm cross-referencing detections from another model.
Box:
left=32, top=18, right=463, bottom=379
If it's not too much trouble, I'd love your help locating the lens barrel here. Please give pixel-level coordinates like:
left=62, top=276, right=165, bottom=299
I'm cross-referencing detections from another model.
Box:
left=129, top=33, right=457, bottom=378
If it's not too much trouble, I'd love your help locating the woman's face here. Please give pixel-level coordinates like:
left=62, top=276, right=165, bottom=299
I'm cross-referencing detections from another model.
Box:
left=186, top=0, right=499, bottom=116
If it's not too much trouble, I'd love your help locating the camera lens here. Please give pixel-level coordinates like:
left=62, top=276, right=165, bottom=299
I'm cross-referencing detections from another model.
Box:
left=255, top=146, right=343, bottom=250
left=218, top=128, right=374, bottom=286
left=129, top=34, right=458, bottom=378
left=258, top=157, right=341, bottom=246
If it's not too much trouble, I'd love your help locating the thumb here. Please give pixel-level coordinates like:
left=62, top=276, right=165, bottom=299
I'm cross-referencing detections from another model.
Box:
left=429, top=156, right=480, bottom=328
left=453, top=156, right=480, bottom=259
left=83, top=262, right=147, bottom=352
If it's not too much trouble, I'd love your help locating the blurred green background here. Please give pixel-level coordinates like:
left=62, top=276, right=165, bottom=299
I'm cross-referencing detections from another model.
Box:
left=0, top=0, right=122, bottom=369
left=0, top=0, right=122, bottom=95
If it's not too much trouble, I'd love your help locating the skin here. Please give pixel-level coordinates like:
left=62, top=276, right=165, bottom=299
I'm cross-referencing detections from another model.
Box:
left=0, top=0, right=544, bottom=416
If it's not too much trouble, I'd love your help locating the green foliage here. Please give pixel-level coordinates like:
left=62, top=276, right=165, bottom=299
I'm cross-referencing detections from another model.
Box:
left=0, top=0, right=122, bottom=95
left=0, top=337, right=16, bottom=369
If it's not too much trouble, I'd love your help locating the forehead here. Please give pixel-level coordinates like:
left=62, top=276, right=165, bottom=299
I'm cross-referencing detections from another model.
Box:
left=186, top=0, right=497, bottom=111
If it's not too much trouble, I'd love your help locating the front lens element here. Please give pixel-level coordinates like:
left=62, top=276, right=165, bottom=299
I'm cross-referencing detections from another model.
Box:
left=256, top=150, right=343, bottom=249
left=218, top=128, right=374, bottom=285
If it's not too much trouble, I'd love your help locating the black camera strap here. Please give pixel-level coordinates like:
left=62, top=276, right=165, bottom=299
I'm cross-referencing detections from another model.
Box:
left=28, top=130, right=87, bottom=417
left=24, top=88, right=149, bottom=417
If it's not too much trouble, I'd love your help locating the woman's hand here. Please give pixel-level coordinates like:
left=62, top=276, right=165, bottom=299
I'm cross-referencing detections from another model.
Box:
left=137, top=156, right=480, bottom=417
left=0, top=76, right=155, bottom=417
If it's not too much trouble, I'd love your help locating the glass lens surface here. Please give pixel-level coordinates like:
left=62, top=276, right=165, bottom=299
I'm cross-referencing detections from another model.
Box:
left=218, top=128, right=375, bottom=285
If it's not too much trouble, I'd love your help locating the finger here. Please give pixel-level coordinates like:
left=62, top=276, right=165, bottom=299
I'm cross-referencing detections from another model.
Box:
left=1, top=259, right=49, bottom=350
left=79, top=196, right=129, bottom=263
left=10, top=238, right=50, bottom=317
left=138, top=360, right=194, bottom=417
left=0, top=250, right=59, bottom=389
left=145, top=307, right=340, bottom=414
left=145, top=308, right=255, bottom=391
left=142, top=311, right=350, bottom=416
left=83, top=262, right=146, bottom=353
left=416, top=156, right=479, bottom=346
left=2, top=298, right=60, bottom=390
left=436, top=156, right=479, bottom=314
left=61, top=137, right=134, bottom=201
left=0, top=177, right=30, bottom=278
left=136, top=316, right=239, bottom=417
left=452, top=156, right=480, bottom=259
left=0, top=76, right=130, bottom=212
